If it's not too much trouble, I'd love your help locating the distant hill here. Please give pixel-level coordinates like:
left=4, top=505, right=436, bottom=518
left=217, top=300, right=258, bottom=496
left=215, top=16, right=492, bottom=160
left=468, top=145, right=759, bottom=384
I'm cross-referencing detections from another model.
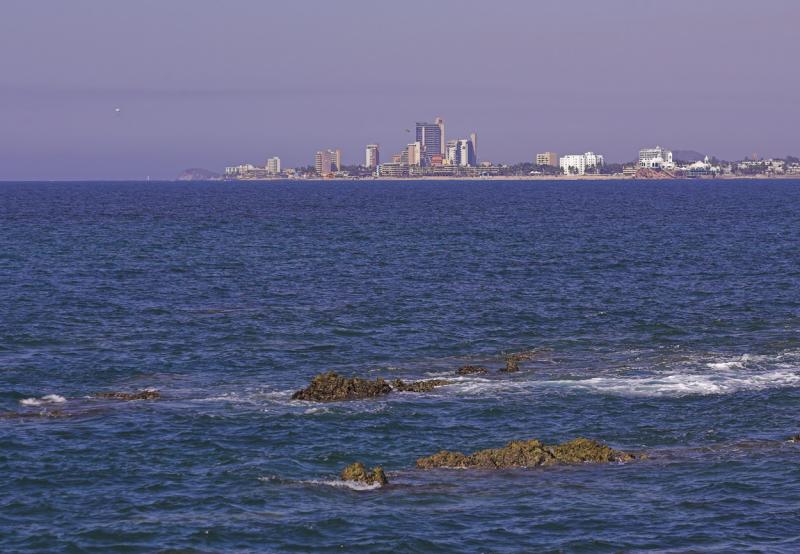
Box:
left=176, top=168, right=221, bottom=181
left=672, top=150, right=707, bottom=163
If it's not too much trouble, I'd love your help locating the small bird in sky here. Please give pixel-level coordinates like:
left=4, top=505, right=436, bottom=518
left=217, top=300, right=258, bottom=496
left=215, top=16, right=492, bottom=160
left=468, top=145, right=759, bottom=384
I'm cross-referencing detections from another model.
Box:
left=114, top=107, right=122, bottom=115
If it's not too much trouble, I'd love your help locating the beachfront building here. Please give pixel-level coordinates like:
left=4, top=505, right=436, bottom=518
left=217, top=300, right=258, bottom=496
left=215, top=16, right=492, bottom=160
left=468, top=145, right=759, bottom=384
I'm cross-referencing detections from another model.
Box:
left=536, top=152, right=559, bottom=167
left=365, top=144, right=380, bottom=170
left=560, top=152, right=604, bottom=175
left=639, top=146, right=674, bottom=170
left=415, top=117, right=445, bottom=164
left=266, top=157, right=281, bottom=175
left=445, top=138, right=477, bottom=167
left=224, top=163, right=257, bottom=177
left=406, top=142, right=422, bottom=166
left=315, top=149, right=341, bottom=175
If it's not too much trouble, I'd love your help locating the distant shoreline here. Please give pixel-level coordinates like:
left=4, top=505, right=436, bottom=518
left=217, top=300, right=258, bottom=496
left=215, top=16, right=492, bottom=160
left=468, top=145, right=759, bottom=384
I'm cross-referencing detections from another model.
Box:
left=2, top=175, right=799, bottom=183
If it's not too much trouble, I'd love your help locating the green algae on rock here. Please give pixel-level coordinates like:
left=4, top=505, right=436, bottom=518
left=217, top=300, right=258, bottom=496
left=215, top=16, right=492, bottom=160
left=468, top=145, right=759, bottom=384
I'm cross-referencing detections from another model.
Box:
left=291, top=372, right=392, bottom=402
left=456, top=365, right=489, bottom=375
left=390, top=379, right=453, bottom=393
left=340, top=462, right=388, bottom=486
left=499, top=349, right=545, bottom=373
left=416, top=437, right=637, bottom=469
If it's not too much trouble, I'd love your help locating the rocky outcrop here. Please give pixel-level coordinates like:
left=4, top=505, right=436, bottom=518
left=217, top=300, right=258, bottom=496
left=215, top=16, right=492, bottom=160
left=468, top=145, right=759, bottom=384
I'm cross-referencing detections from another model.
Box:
left=391, top=379, right=453, bottom=393
left=340, top=462, right=388, bottom=486
left=789, top=435, right=800, bottom=443
left=499, top=350, right=541, bottom=373
left=456, top=365, right=489, bottom=375
left=291, top=372, right=392, bottom=402
left=292, top=372, right=453, bottom=401
left=94, top=390, right=161, bottom=401
left=416, top=437, right=637, bottom=470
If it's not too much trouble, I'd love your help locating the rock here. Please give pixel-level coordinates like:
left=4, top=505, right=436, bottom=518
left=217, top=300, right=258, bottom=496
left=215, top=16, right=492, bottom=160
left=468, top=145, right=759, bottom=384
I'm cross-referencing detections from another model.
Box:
left=500, top=357, right=520, bottom=373
left=456, top=365, right=489, bottom=376
left=416, top=437, right=637, bottom=470
left=94, top=390, right=161, bottom=401
left=789, top=435, right=800, bottom=443
left=499, top=349, right=541, bottom=373
left=390, top=379, right=453, bottom=393
left=340, top=462, right=388, bottom=486
left=291, top=372, right=392, bottom=402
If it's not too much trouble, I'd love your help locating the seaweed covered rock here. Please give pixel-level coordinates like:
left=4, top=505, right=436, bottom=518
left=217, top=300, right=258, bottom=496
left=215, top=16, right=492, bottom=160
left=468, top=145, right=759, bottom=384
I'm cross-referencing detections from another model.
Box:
left=340, top=462, right=388, bottom=486
left=456, top=365, right=489, bottom=376
left=94, top=390, right=161, bottom=401
left=390, top=379, right=453, bottom=393
left=499, top=350, right=541, bottom=373
left=291, top=372, right=392, bottom=402
left=416, top=437, right=636, bottom=470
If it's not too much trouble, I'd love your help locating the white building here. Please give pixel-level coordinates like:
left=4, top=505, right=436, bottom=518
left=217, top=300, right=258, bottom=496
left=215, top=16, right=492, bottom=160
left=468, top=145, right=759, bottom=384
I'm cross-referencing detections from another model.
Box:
left=365, top=144, right=380, bottom=169
left=266, top=157, right=281, bottom=175
left=639, top=146, right=674, bottom=169
left=406, top=142, right=422, bottom=166
left=560, top=152, right=604, bottom=175
left=445, top=138, right=477, bottom=166
left=224, top=164, right=256, bottom=177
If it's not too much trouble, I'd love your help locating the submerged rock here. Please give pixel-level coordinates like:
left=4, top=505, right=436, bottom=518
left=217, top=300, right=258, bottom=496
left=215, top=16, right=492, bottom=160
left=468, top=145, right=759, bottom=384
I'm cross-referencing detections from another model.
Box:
left=456, top=365, right=489, bottom=376
left=416, top=437, right=637, bottom=470
left=291, top=372, right=392, bottom=402
left=390, top=379, right=453, bottom=393
left=93, top=390, right=161, bottom=401
left=499, top=350, right=542, bottom=373
left=340, top=462, right=388, bottom=486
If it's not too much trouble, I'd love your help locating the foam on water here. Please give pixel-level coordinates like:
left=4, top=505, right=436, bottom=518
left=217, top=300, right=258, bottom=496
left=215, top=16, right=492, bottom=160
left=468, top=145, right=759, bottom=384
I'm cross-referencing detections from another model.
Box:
left=20, top=394, right=66, bottom=406
left=547, top=368, right=800, bottom=397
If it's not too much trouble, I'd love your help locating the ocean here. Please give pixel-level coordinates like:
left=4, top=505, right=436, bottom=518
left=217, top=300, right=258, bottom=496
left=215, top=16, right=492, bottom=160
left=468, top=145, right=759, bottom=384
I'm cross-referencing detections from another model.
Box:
left=2, top=179, right=800, bottom=553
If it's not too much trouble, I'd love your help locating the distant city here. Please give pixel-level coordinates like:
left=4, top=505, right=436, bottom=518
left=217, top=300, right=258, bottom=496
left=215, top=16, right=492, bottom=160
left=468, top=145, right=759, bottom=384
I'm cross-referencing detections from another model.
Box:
left=203, top=116, right=800, bottom=181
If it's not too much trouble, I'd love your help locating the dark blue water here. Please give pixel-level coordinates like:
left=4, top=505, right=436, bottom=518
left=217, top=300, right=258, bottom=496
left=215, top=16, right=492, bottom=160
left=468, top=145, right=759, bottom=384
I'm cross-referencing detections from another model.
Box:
left=2, top=180, right=800, bottom=553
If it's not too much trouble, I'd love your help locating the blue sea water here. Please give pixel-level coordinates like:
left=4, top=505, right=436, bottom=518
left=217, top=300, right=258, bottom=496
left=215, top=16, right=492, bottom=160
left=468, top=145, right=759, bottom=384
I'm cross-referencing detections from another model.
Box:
left=2, top=179, right=800, bottom=553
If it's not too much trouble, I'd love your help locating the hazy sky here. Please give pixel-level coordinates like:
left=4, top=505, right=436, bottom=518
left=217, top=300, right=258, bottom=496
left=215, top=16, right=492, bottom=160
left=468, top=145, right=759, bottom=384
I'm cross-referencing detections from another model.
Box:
left=1, top=0, right=799, bottom=179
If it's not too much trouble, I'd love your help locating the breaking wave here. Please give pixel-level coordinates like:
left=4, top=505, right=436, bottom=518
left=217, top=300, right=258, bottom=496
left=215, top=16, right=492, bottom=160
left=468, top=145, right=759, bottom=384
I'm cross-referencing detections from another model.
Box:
left=20, top=394, right=67, bottom=406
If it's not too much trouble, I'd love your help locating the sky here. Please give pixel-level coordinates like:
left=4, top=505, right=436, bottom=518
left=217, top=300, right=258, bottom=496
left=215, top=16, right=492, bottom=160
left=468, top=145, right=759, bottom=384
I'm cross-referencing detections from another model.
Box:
left=1, top=0, right=799, bottom=180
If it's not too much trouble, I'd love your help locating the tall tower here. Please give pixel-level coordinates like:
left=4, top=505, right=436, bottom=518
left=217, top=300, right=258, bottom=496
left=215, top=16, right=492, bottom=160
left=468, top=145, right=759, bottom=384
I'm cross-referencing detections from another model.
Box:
left=469, top=132, right=478, bottom=164
left=435, top=117, right=445, bottom=155
left=365, top=144, right=380, bottom=169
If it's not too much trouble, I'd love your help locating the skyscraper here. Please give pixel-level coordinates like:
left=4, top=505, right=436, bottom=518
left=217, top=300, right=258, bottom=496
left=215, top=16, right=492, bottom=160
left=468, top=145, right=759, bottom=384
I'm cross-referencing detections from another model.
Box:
left=469, top=132, right=478, bottom=163
left=365, top=144, right=380, bottom=169
left=415, top=117, right=445, bottom=164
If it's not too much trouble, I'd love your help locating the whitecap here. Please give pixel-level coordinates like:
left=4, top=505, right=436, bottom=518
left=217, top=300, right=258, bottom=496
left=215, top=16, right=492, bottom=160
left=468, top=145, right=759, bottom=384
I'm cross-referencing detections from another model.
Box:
left=546, top=369, right=800, bottom=397
left=20, top=394, right=66, bottom=406
left=302, top=479, right=384, bottom=491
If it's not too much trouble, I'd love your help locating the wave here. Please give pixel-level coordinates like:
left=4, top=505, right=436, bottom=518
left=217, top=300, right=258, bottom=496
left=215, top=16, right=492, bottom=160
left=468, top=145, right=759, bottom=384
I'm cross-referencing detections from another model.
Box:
left=545, top=368, right=800, bottom=397
left=258, top=475, right=384, bottom=491
left=300, top=479, right=384, bottom=491
left=20, top=394, right=67, bottom=406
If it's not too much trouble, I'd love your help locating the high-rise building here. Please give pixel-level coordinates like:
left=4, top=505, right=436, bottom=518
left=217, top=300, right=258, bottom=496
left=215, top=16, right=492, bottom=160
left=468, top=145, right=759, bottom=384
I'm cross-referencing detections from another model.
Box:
left=266, top=157, right=281, bottom=175
left=639, top=146, right=673, bottom=169
left=536, top=152, right=559, bottom=167
left=446, top=138, right=476, bottom=167
left=314, top=149, right=341, bottom=175
left=416, top=118, right=445, bottom=163
left=365, top=144, right=380, bottom=169
left=559, top=152, right=604, bottom=175
left=407, top=142, right=422, bottom=166
left=470, top=132, right=478, bottom=163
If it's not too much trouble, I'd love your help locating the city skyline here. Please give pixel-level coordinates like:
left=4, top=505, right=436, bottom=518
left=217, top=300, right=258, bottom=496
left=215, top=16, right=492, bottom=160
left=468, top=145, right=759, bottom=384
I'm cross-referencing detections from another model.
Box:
left=1, top=0, right=799, bottom=180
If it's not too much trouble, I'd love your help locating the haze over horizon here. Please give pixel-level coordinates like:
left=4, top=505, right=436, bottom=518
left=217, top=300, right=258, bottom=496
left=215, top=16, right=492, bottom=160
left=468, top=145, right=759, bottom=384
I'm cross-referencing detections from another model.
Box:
left=2, top=0, right=799, bottom=180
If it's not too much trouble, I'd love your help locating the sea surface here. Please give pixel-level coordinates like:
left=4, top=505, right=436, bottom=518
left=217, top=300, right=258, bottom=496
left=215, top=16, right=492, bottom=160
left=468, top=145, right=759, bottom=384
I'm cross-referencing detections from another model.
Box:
left=2, top=179, right=800, bottom=553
